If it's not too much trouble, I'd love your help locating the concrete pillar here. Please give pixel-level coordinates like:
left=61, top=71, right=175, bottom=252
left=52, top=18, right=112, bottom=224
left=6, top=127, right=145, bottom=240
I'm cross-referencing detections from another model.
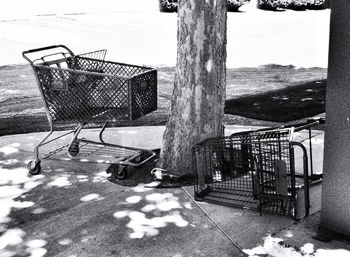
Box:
left=320, top=0, right=350, bottom=238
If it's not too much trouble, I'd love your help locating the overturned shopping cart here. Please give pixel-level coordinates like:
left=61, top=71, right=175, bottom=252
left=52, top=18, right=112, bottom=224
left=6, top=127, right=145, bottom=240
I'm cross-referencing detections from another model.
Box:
left=193, top=119, right=324, bottom=219
left=23, top=45, right=157, bottom=178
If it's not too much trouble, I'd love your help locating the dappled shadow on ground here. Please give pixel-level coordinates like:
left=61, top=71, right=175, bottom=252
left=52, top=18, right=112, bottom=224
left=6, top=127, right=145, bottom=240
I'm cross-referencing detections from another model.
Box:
left=0, top=143, right=112, bottom=256
left=225, top=79, right=326, bottom=122
left=0, top=137, right=347, bottom=257
left=113, top=188, right=191, bottom=239
left=244, top=235, right=350, bottom=257
left=0, top=141, right=239, bottom=257
left=242, top=210, right=350, bottom=256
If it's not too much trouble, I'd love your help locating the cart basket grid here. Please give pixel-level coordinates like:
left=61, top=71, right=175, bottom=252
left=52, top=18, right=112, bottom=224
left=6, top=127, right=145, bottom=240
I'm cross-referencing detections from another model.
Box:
left=22, top=45, right=158, bottom=175
left=193, top=127, right=304, bottom=217
left=33, top=55, right=157, bottom=124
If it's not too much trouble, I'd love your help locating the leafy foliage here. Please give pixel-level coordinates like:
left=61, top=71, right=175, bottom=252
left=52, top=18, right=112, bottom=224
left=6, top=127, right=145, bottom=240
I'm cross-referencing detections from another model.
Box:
left=159, top=0, right=177, bottom=13
left=257, top=0, right=329, bottom=10
left=288, top=0, right=329, bottom=10
left=257, top=0, right=289, bottom=10
left=159, top=0, right=250, bottom=13
left=227, top=0, right=251, bottom=11
left=159, top=0, right=329, bottom=12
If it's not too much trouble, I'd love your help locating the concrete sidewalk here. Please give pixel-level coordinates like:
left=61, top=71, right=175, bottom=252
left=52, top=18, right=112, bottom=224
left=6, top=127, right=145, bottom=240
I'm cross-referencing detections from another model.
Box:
left=0, top=126, right=349, bottom=257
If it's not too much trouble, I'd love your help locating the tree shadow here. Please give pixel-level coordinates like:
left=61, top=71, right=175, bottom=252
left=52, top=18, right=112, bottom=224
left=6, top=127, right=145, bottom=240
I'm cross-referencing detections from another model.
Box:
left=225, top=79, right=326, bottom=122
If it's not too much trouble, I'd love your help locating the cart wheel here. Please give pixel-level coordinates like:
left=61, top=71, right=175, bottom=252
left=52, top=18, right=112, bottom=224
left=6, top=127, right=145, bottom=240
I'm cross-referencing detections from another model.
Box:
left=68, top=141, right=79, bottom=156
left=116, top=166, right=127, bottom=179
left=106, top=164, right=128, bottom=180
left=27, top=159, right=41, bottom=175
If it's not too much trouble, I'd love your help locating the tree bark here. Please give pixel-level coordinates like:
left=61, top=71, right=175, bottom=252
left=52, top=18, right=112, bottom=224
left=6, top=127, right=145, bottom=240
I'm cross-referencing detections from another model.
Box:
left=159, top=0, right=227, bottom=176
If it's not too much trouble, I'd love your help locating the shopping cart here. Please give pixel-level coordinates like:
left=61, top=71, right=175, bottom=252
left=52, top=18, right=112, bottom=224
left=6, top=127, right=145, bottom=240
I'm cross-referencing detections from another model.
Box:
left=193, top=118, right=324, bottom=218
left=23, top=45, right=158, bottom=178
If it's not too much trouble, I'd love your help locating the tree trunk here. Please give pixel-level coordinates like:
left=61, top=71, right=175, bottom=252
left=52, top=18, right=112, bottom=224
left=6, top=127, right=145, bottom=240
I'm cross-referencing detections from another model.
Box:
left=159, top=0, right=227, bottom=176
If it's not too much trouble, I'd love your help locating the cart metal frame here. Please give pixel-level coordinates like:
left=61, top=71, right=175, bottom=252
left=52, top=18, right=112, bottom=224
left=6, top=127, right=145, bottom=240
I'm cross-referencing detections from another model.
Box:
left=23, top=45, right=157, bottom=177
left=193, top=118, right=324, bottom=218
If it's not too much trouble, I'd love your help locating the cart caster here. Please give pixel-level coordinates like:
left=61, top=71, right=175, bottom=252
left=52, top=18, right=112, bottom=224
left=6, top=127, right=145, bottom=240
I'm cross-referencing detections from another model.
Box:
left=68, top=141, right=79, bottom=156
left=27, top=159, right=41, bottom=175
left=106, top=164, right=128, bottom=180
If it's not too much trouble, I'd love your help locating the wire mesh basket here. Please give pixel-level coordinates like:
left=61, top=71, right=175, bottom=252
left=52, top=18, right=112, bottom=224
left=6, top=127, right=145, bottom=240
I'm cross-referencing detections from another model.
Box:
left=23, top=45, right=157, bottom=177
left=28, top=47, right=157, bottom=124
left=193, top=120, right=324, bottom=218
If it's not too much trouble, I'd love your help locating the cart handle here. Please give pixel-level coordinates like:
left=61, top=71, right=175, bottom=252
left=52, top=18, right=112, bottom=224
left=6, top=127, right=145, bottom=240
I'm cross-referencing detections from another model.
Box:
left=22, top=45, right=74, bottom=64
left=290, top=141, right=310, bottom=218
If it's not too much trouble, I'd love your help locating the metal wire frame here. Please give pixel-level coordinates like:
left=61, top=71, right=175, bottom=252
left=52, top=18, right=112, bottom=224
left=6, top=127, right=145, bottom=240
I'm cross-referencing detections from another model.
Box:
left=193, top=119, right=323, bottom=218
left=22, top=45, right=157, bottom=171
left=31, top=57, right=157, bottom=124
left=77, top=49, right=107, bottom=61
left=42, top=138, right=155, bottom=166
